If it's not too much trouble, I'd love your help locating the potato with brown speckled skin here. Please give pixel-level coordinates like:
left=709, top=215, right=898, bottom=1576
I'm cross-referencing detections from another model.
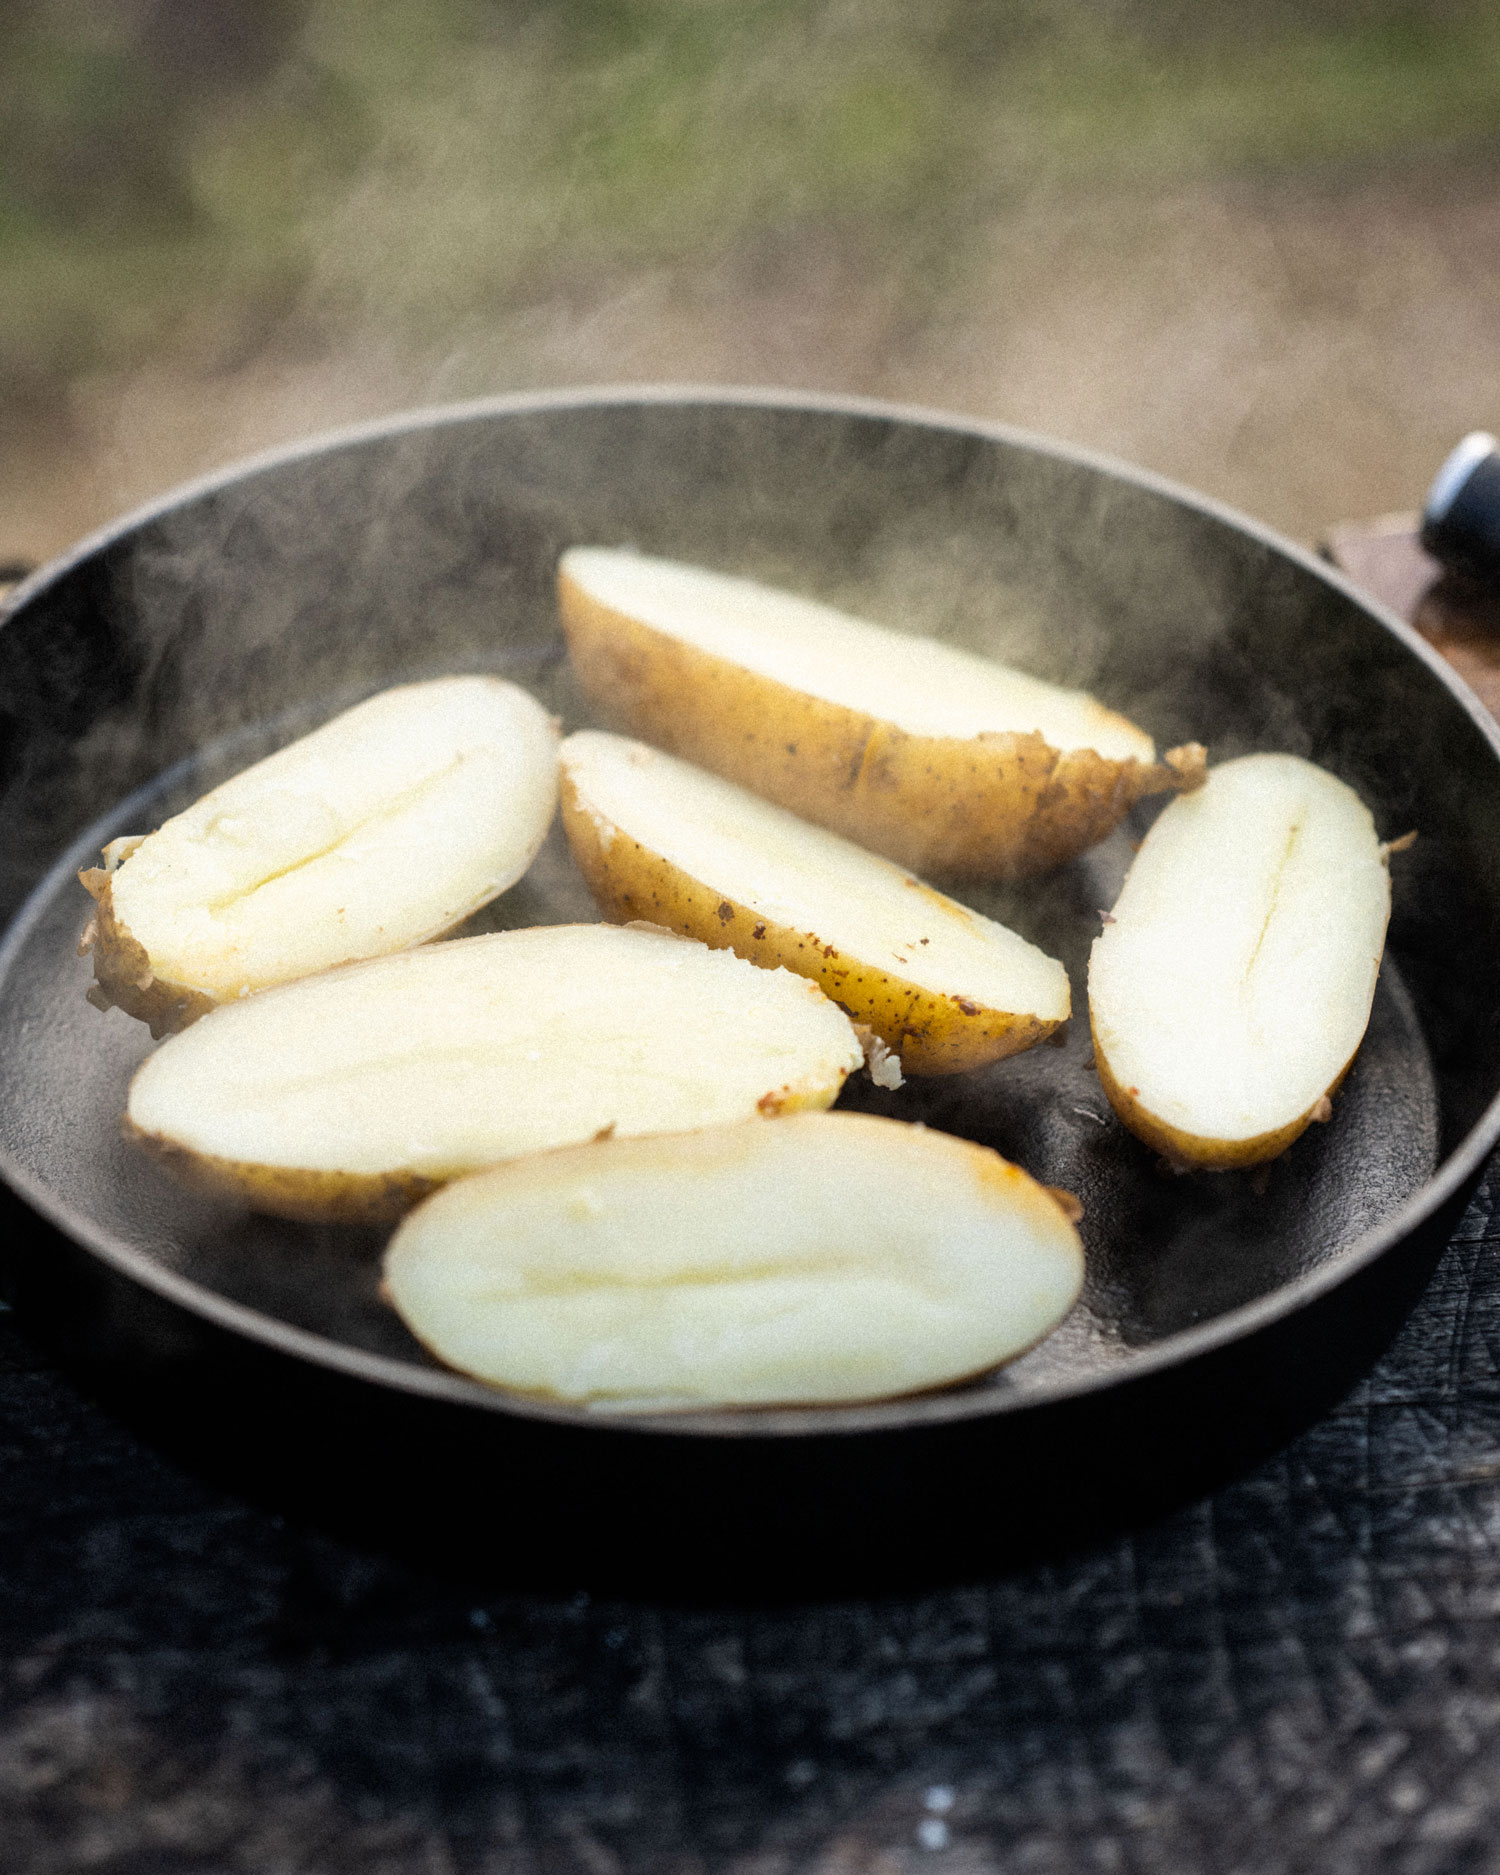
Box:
left=558, top=547, right=1205, bottom=881
left=125, top=924, right=865, bottom=1225
left=560, top=731, right=1069, bottom=1076
left=79, top=843, right=217, bottom=1038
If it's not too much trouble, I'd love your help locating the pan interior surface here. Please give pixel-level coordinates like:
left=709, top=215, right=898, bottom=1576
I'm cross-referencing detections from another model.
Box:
left=0, top=747, right=1440, bottom=1419
left=0, top=392, right=1491, bottom=1437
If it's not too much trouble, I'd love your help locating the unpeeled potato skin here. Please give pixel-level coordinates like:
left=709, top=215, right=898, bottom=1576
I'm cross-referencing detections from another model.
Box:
left=1091, top=1020, right=1352, bottom=1171
left=80, top=871, right=216, bottom=1040
left=560, top=775, right=1061, bottom=1075
left=559, top=566, right=1206, bottom=880
left=122, top=1116, right=442, bottom=1226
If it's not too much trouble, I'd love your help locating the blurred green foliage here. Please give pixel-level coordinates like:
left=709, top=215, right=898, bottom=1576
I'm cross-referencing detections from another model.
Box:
left=3, top=0, right=1499, bottom=417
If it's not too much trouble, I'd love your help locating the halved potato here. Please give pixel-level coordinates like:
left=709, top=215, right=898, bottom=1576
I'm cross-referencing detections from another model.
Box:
left=124, top=923, right=864, bottom=1225
left=558, top=546, right=1205, bottom=880
left=1088, top=753, right=1392, bottom=1170
left=560, top=730, right=1069, bottom=1075
left=81, top=675, right=559, bottom=1036
left=384, top=1111, right=1085, bottom=1411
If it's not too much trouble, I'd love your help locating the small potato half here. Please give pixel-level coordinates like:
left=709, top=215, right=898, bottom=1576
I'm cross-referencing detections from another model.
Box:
left=125, top=924, right=864, bottom=1224
left=81, top=675, right=559, bottom=1036
left=560, top=730, right=1069, bottom=1075
left=559, top=546, right=1205, bottom=880
left=383, top=1111, right=1085, bottom=1411
left=1088, top=753, right=1393, bottom=1169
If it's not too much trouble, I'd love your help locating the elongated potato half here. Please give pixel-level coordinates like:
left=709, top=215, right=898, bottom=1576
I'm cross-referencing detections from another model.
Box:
left=125, top=924, right=865, bottom=1225
left=80, top=676, right=560, bottom=1036
left=558, top=547, right=1205, bottom=880
left=384, top=1111, right=1085, bottom=1411
left=1088, top=753, right=1393, bottom=1170
left=560, top=730, right=1069, bottom=1075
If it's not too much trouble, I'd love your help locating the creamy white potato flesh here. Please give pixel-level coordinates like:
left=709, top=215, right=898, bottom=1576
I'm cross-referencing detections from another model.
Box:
left=126, top=925, right=864, bottom=1206
left=561, top=730, right=1069, bottom=1072
left=103, top=675, right=559, bottom=1003
left=1088, top=753, right=1391, bottom=1166
left=560, top=547, right=1154, bottom=757
left=384, top=1111, right=1085, bottom=1411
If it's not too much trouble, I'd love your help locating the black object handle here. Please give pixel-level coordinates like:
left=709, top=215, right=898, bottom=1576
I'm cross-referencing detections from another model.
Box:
left=1421, top=432, right=1500, bottom=585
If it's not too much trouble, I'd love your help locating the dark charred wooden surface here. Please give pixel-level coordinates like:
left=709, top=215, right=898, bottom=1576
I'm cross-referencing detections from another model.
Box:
left=4, top=1174, right=1500, bottom=1873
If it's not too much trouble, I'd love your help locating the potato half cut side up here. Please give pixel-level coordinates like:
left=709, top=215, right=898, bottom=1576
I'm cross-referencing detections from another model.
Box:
left=125, top=925, right=865, bottom=1225
left=560, top=730, right=1070, bottom=1075
left=384, top=1112, right=1085, bottom=1411
left=558, top=546, right=1206, bottom=880
left=80, top=676, right=560, bottom=1036
left=1088, top=753, right=1394, bottom=1170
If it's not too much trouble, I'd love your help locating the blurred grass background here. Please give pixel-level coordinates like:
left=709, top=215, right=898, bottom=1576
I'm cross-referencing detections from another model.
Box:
left=4, top=0, right=1500, bottom=559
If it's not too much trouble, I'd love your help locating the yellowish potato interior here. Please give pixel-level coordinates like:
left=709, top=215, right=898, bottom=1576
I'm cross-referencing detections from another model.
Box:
left=560, top=547, right=1154, bottom=758
left=562, top=731, right=1068, bottom=1034
left=384, top=1112, right=1085, bottom=1410
left=127, top=925, right=863, bottom=1180
left=108, top=675, right=559, bottom=1000
left=1089, top=753, right=1390, bottom=1150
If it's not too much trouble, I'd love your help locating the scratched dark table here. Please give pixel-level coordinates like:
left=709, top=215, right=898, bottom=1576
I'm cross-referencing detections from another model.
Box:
left=7, top=535, right=1500, bottom=1873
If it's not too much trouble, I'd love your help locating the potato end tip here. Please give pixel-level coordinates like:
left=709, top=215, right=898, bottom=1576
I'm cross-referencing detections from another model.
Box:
left=1043, top=1184, right=1085, bottom=1224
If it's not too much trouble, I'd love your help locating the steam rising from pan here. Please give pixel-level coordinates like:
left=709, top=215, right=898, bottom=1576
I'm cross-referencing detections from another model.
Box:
left=0, top=393, right=1495, bottom=1439
left=14, top=392, right=1396, bottom=895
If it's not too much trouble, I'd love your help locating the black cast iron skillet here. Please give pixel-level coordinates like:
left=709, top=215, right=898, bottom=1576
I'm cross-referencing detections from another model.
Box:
left=3, top=388, right=1500, bottom=1593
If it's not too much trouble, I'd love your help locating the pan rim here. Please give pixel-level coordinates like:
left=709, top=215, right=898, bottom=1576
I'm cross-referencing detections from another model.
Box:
left=3, top=381, right=1498, bottom=1441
